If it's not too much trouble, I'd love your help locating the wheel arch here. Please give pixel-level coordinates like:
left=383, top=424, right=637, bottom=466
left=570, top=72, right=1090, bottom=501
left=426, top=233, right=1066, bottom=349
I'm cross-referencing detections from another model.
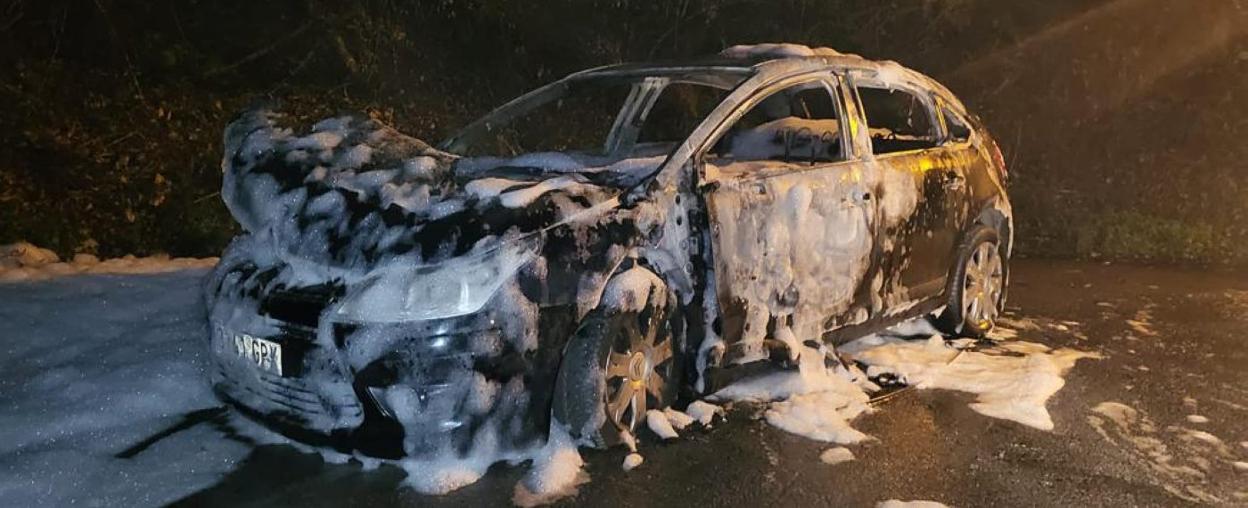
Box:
left=552, top=255, right=686, bottom=447
left=972, top=197, right=1014, bottom=259
left=967, top=197, right=1013, bottom=308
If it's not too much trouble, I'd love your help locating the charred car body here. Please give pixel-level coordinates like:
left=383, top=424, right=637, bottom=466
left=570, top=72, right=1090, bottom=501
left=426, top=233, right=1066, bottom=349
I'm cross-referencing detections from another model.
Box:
left=205, top=44, right=1012, bottom=461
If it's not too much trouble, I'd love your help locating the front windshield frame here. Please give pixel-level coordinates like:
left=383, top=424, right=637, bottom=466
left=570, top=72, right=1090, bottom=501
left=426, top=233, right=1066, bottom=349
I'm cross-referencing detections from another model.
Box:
left=438, top=66, right=755, bottom=162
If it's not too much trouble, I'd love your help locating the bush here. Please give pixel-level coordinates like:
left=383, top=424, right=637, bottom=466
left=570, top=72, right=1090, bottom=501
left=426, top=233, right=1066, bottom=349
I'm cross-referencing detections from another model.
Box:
left=1075, top=211, right=1233, bottom=265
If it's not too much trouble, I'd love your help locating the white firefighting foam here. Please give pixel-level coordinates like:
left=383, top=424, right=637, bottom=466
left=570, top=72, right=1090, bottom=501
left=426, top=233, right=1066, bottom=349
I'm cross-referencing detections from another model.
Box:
left=841, top=334, right=1100, bottom=430
left=710, top=321, right=1098, bottom=446
left=711, top=345, right=874, bottom=444
left=0, top=242, right=216, bottom=283
left=510, top=425, right=590, bottom=507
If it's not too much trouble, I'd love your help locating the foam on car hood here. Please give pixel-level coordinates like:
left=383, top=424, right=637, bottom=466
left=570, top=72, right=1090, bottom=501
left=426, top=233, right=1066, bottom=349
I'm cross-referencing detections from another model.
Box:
left=221, top=110, right=661, bottom=276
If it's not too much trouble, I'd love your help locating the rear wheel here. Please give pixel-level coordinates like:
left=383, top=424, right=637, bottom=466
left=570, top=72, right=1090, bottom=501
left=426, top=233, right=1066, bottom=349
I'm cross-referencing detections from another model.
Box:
left=937, top=227, right=1005, bottom=338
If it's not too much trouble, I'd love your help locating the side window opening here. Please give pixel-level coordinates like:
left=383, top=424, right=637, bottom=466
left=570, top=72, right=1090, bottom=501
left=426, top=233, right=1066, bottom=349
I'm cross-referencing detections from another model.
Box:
left=707, top=80, right=844, bottom=172
left=856, top=86, right=939, bottom=155
left=942, top=106, right=972, bottom=142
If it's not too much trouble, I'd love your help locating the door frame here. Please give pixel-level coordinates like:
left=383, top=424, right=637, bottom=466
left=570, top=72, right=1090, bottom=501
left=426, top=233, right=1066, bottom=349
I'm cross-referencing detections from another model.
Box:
left=846, top=72, right=965, bottom=300
left=690, top=70, right=880, bottom=364
left=693, top=70, right=860, bottom=184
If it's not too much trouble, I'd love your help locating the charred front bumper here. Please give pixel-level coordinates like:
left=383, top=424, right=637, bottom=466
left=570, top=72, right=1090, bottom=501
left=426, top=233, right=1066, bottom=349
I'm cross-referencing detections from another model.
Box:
left=206, top=269, right=552, bottom=459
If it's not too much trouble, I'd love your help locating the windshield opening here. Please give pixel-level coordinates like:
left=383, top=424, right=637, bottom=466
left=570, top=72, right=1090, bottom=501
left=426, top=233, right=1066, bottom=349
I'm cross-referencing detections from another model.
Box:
left=443, top=69, right=750, bottom=178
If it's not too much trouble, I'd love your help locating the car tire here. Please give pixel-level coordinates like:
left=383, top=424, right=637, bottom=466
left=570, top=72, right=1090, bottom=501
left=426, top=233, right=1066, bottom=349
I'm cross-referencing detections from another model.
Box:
left=552, top=281, right=681, bottom=448
left=936, top=226, right=1006, bottom=339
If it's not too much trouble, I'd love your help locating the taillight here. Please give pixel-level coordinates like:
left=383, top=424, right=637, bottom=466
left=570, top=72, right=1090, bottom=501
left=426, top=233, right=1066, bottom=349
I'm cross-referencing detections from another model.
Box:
left=989, top=140, right=1008, bottom=181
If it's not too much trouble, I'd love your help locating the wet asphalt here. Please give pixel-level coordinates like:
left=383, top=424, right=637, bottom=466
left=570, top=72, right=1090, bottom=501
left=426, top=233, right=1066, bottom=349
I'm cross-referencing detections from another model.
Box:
left=173, top=259, right=1248, bottom=507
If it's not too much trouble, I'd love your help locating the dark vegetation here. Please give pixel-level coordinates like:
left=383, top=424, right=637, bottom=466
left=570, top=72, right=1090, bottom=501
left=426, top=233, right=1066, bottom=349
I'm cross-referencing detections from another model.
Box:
left=0, top=0, right=1244, bottom=264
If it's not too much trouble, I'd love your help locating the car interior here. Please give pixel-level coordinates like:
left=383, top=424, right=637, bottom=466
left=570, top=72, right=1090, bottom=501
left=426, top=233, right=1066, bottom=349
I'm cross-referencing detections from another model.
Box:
left=708, top=82, right=844, bottom=171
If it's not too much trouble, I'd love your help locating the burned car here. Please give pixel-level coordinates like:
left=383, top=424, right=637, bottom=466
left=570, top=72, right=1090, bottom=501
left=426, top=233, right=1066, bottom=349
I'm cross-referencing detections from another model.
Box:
left=204, top=44, right=1012, bottom=461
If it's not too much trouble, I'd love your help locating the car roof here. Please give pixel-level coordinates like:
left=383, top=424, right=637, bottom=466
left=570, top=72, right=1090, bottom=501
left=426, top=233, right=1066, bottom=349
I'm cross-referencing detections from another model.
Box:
left=577, top=48, right=966, bottom=112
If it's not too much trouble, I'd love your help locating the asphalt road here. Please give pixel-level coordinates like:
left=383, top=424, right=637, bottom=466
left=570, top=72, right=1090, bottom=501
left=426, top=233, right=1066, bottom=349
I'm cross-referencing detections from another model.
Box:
left=175, top=259, right=1248, bottom=507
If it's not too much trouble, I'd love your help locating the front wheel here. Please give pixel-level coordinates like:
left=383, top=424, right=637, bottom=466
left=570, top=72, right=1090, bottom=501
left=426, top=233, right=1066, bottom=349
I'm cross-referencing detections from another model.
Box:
left=552, top=285, right=681, bottom=448
left=937, top=226, right=1006, bottom=338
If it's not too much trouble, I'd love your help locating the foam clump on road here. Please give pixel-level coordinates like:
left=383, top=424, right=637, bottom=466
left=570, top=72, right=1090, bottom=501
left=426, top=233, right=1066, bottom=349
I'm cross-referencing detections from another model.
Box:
left=396, top=421, right=590, bottom=505
left=621, top=453, right=644, bottom=471
left=645, top=409, right=681, bottom=440
left=684, top=400, right=724, bottom=426
left=841, top=334, right=1099, bottom=431
left=0, top=241, right=216, bottom=283
left=710, top=345, right=874, bottom=444
left=709, top=320, right=1099, bottom=449
left=511, top=425, right=590, bottom=507
left=819, top=447, right=855, bottom=465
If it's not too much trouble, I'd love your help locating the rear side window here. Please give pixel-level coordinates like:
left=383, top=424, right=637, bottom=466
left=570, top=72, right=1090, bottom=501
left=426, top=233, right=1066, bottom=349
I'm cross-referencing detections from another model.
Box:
left=942, top=106, right=972, bottom=142
left=856, top=86, right=939, bottom=154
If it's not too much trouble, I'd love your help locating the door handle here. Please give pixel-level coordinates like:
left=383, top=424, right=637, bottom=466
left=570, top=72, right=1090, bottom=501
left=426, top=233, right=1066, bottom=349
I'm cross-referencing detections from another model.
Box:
left=943, top=173, right=966, bottom=191
left=846, top=188, right=872, bottom=207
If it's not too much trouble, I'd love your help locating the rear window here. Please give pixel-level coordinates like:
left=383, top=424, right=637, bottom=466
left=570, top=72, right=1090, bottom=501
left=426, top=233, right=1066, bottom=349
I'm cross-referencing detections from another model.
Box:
left=942, top=106, right=972, bottom=142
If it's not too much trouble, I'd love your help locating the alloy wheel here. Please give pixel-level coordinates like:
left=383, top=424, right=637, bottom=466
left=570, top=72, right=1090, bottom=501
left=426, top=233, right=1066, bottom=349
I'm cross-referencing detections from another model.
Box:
left=962, top=242, right=1004, bottom=332
left=603, top=312, right=674, bottom=433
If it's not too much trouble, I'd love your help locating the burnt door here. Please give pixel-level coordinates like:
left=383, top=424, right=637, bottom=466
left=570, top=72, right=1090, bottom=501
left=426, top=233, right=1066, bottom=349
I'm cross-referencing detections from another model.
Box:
left=855, top=85, right=957, bottom=302
left=699, top=77, right=875, bottom=365
left=935, top=102, right=981, bottom=243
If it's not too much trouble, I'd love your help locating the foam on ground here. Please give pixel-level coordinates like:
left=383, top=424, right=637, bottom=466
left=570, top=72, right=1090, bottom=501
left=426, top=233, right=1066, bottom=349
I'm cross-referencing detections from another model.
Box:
left=645, top=410, right=680, bottom=440
left=622, top=453, right=644, bottom=471
left=819, top=447, right=855, bottom=465
left=841, top=334, right=1099, bottom=430
left=710, top=346, right=873, bottom=444
left=0, top=242, right=215, bottom=283
left=511, top=425, right=589, bottom=507
left=685, top=400, right=724, bottom=426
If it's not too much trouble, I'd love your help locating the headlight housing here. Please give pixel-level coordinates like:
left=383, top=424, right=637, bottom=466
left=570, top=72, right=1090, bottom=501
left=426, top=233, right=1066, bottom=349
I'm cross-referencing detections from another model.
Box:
left=334, top=237, right=538, bottom=323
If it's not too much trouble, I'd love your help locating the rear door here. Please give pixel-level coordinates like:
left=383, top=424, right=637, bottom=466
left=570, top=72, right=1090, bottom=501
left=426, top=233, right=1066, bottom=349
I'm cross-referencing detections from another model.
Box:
left=851, top=77, right=965, bottom=304
left=935, top=100, right=980, bottom=230
left=698, top=72, right=876, bottom=365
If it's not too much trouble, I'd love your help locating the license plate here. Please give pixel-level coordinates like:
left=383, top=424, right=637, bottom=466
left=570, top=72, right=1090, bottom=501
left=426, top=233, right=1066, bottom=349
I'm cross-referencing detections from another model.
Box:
left=227, top=332, right=284, bottom=376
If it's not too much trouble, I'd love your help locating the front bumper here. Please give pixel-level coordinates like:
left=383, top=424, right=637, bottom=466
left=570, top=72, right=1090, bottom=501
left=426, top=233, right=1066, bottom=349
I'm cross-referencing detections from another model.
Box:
left=208, top=317, right=369, bottom=451
left=207, top=277, right=545, bottom=459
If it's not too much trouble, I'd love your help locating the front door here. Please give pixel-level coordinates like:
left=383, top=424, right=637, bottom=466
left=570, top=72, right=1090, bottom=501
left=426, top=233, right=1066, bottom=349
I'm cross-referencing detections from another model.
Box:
left=699, top=75, right=876, bottom=365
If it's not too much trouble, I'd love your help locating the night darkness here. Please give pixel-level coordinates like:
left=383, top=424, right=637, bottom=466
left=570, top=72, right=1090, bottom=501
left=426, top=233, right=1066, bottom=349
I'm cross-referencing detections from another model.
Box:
left=1, top=2, right=1246, bottom=507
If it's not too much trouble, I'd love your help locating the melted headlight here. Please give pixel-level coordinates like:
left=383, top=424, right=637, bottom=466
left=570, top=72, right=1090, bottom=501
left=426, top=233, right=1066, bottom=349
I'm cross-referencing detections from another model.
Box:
left=334, top=237, right=537, bottom=323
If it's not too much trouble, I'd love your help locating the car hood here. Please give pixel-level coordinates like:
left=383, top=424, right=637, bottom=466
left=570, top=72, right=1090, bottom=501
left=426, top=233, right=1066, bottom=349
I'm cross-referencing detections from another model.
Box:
left=221, top=110, right=659, bottom=273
